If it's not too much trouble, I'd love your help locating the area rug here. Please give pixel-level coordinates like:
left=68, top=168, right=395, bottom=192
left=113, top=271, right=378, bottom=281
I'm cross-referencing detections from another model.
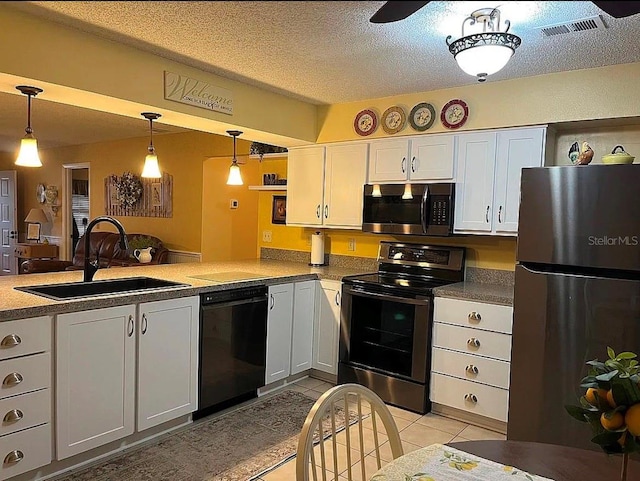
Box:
left=51, top=389, right=354, bottom=481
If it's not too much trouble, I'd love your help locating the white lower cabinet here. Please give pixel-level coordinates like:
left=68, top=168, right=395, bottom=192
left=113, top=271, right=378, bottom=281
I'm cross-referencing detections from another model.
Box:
left=312, top=280, right=342, bottom=375
left=291, top=281, right=316, bottom=375
left=56, top=297, right=200, bottom=459
left=137, top=297, right=199, bottom=431
left=431, top=297, right=513, bottom=423
left=265, top=284, right=294, bottom=384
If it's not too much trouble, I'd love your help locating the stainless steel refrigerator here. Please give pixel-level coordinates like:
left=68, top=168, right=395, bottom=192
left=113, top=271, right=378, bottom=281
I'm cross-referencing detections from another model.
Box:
left=508, top=165, right=640, bottom=451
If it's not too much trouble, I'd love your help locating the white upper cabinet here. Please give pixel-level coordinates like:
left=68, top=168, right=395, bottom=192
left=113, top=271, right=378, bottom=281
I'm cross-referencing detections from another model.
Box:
left=286, top=146, right=325, bottom=226
left=454, top=132, right=497, bottom=233
left=287, top=143, right=367, bottom=228
left=454, top=127, right=545, bottom=235
left=368, top=135, right=455, bottom=183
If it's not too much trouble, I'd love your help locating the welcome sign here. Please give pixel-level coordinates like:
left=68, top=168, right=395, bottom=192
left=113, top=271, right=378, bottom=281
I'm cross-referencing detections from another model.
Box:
left=164, top=71, right=233, bottom=115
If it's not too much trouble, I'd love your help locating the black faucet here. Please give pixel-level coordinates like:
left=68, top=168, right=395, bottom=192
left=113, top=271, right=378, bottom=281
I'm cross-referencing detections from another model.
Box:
left=83, top=216, right=129, bottom=282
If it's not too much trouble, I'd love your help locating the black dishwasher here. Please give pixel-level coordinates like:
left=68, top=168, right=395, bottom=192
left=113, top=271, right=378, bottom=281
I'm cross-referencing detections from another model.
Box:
left=194, top=286, right=268, bottom=419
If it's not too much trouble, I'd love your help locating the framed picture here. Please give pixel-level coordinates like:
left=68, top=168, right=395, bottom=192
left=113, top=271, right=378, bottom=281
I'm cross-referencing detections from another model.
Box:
left=151, top=182, right=163, bottom=207
left=271, top=196, right=287, bottom=224
left=26, top=223, right=41, bottom=241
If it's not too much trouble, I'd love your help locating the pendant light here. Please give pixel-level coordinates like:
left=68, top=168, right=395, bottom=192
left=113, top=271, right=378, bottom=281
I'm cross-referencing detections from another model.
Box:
left=226, top=130, right=243, bottom=186
left=141, top=112, right=162, bottom=178
left=15, top=85, right=44, bottom=167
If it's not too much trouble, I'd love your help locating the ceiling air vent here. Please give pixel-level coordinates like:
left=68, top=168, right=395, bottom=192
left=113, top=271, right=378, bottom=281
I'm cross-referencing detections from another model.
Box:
left=537, top=15, right=607, bottom=37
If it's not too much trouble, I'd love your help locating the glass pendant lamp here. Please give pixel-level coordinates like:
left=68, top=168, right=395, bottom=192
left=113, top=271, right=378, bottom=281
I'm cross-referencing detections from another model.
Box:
left=141, top=112, right=162, bottom=178
left=226, top=130, right=243, bottom=186
left=15, top=86, right=44, bottom=167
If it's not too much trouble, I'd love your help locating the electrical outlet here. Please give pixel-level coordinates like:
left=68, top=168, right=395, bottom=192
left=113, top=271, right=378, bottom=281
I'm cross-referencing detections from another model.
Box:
left=348, top=238, right=356, bottom=251
left=229, top=199, right=239, bottom=209
left=262, top=230, right=273, bottom=243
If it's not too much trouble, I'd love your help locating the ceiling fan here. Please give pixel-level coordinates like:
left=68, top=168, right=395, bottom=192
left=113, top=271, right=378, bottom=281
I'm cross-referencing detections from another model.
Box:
left=370, top=1, right=640, bottom=23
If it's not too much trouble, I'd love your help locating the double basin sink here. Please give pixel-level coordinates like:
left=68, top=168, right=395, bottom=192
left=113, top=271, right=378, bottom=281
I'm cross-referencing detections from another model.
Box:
left=15, top=277, right=189, bottom=301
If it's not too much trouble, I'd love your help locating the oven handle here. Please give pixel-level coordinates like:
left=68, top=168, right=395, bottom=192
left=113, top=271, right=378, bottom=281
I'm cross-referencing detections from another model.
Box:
left=345, top=287, right=430, bottom=306
left=420, top=185, right=429, bottom=234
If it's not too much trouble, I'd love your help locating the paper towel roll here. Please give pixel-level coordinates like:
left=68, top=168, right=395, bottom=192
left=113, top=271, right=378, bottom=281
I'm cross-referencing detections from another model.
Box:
left=310, top=231, right=325, bottom=266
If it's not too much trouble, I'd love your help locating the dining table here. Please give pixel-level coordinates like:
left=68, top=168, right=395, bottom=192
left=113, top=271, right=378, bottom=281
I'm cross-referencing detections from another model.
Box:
left=369, top=440, right=640, bottom=481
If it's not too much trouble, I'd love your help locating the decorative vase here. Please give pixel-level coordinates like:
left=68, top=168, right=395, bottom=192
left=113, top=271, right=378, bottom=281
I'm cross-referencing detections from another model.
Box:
left=133, top=247, right=153, bottom=263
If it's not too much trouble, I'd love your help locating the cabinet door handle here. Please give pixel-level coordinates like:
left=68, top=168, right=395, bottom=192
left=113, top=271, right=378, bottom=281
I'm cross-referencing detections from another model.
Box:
left=468, top=311, right=481, bottom=322
left=3, top=450, right=23, bottom=466
left=141, top=313, right=148, bottom=335
left=324, top=205, right=329, bottom=219
left=464, top=393, right=478, bottom=404
left=498, top=205, right=503, bottom=223
left=465, top=365, right=479, bottom=375
left=401, top=157, right=406, bottom=173
left=485, top=206, right=490, bottom=223
left=411, top=156, right=416, bottom=172
left=2, top=373, right=23, bottom=387
left=467, top=337, right=480, bottom=348
left=0, top=334, right=21, bottom=348
left=270, top=294, right=275, bottom=310
left=335, top=291, right=341, bottom=306
left=316, top=204, right=321, bottom=219
left=3, top=409, right=23, bottom=424
left=127, top=315, right=134, bottom=337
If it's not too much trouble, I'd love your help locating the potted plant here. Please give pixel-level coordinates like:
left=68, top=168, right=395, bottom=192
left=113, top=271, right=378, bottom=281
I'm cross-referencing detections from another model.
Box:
left=127, top=235, right=160, bottom=263
left=565, top=347, right=640, bottom=480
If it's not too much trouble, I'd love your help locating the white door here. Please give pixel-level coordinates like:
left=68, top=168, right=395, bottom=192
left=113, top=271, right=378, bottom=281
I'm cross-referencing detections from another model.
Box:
left=137, top=296, right=199, bottom=431
left=56, top=305, right=136, bottom=459
left=367, top=139, right=409, bottom=182
left=410, top=135, right=455, bottom=181
left=323, top=143, right=368, bottom=228
left=291, top=280, right=316, bottom=375
left=312, top=280, right=342, bottom=375
left=454, top=132, right=497, bottom=233
left=0, top=171, right=18, bottom=275
left=265, top=283, right=294, bottom=384
left=493, top=128, right=545, bottom=234
left=286, top=147, right=325, bottom=226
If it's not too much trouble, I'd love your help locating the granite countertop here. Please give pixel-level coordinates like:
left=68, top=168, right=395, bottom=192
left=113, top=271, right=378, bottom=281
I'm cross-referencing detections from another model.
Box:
left=0, top=259, right=372, bottom=322
left=432, top=281, right=514, bottom=306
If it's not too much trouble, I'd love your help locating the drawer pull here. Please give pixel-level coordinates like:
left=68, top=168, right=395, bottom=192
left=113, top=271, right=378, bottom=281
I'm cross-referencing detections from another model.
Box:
left=467, top=338, right=481, bottom=348
left=3, top=409, right=23, bottom=424
left=3, top=450, right=23, bottom=466
left=0, top=334, right=21, bottom=348
left=464, top=393, right=478, bottom=404
left=2, top=373, right=23, bottom=387
left=465, top=365, right=479, bottom=375
left=468, top=312, right=481, bottom=322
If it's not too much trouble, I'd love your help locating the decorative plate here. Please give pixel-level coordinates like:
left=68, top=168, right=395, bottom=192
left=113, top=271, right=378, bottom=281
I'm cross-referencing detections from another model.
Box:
left=409, top=102, right=436, bottom=131
left=36, top=183, right=46, bottom=203
left=441, top=99, right=469, bottom=129
left=354, top=109, right=378, bottom=136
left=382, top=106, right=406, bottom=135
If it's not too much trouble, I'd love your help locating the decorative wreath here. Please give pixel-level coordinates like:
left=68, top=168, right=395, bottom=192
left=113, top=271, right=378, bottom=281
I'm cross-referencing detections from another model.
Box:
left=111, top=171, right=143, bottom=208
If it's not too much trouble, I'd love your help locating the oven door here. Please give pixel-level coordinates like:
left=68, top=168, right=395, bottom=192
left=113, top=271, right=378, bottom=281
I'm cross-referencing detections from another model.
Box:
left=339, top=283, right=432, bottom=383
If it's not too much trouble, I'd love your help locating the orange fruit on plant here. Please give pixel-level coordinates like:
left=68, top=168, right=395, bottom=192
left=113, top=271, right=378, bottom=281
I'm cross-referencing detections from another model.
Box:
left=625, top=403, right=640, bottom=436
left=585, top=388, right=608, bottom=406
left=601, top=411, right=624, bottom=431
left=606, top=389, right=616, bottom=408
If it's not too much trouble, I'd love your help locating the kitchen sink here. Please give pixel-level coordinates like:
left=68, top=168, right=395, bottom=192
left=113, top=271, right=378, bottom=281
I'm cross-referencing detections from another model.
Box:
left=15, top=277, right=190, bottom=301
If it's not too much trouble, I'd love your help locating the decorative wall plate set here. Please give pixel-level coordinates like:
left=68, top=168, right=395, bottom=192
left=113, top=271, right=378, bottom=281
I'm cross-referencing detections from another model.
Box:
left=354, top=99, right=469, bottom=136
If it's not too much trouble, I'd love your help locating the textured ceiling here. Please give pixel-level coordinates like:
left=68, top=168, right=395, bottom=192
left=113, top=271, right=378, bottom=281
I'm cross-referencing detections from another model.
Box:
left=6, top=1, right=640, bottom=105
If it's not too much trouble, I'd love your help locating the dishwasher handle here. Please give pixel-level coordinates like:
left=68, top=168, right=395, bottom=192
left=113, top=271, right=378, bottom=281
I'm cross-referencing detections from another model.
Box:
left=201, top=296, right=267, bottom=310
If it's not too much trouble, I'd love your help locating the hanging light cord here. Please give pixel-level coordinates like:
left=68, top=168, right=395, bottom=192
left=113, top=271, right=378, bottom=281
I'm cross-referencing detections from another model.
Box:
left=25, top=93, right=33, bottom=135
left=148, top=118, right=155, bottom=154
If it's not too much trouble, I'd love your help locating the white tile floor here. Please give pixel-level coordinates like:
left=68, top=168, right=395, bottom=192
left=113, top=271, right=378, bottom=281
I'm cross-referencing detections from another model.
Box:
left=257, top=377, right=506, bottom=481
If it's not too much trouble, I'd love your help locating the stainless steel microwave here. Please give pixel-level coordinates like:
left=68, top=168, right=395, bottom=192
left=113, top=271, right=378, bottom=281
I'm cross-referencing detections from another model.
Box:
left=362, top=183, right=455, bottom=236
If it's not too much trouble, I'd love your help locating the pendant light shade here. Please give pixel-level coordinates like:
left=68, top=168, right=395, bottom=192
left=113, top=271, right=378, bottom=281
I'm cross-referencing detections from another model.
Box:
left=15, top=86, right=43, bottom=167
left=226, top=130, right=243, bottom=186
left=141, top=112, right=162, bottom=178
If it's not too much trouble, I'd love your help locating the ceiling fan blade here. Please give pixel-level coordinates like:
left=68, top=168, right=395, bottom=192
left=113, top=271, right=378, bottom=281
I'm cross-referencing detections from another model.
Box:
left=370, top=1, right=431, bottom=24
left=592, top=1, right=640, bottom=18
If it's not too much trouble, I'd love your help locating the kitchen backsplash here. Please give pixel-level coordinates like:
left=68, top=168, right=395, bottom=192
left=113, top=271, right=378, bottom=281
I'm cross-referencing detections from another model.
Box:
left=465, top=267, right=514, bottom=286
left=260, top=247, right=377, bottom=271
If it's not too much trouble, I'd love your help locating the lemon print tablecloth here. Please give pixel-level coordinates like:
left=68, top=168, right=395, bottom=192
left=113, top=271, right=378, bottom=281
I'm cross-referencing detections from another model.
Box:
left=370, top=444, right=555, bottom=481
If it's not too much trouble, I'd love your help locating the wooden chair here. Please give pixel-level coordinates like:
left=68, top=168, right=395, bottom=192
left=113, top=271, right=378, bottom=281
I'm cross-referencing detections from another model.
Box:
left=296, top=383, right=404, bottom=481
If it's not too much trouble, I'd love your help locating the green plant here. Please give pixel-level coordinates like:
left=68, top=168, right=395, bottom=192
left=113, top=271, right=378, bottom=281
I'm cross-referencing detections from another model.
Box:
left=565, top=347, right=640, bottom=480
left=127, top=235, right=160, bottom=251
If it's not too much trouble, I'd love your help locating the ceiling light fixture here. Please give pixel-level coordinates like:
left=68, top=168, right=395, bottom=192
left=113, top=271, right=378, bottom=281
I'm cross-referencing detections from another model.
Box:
left=141, top=112, right=162, bottom=178
left=226, top=130, right=243, bottom=186
left=15, top=85, right=44, bottom=167
left=446, top=7, right=521, bottom=83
